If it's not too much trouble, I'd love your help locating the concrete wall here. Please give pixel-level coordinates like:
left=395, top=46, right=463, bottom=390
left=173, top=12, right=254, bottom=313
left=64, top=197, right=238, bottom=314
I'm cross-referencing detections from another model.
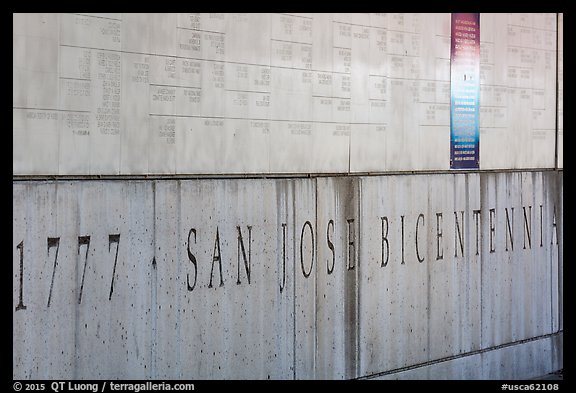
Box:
left=13, top=13, right=563, bottom=381
left=13, top=170, right=562, bottom=379
left=557, top=13, right=563, bottom=169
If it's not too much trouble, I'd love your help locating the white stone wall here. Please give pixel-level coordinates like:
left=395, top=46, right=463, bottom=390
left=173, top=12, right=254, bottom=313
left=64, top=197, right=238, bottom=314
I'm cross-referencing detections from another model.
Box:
left=12, top=12, right=563, bottom=380
left=13, top=13, right=561, bottom=175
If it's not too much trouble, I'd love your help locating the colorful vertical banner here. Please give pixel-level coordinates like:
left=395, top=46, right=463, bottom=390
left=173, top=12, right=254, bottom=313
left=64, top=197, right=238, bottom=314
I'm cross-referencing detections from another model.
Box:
left=450, top=13, right=480, bottom=169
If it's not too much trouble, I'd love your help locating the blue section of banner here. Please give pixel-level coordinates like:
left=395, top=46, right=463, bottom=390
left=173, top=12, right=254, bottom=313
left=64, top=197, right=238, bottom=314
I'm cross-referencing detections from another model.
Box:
left=450, top=13, right=480, bottom=169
